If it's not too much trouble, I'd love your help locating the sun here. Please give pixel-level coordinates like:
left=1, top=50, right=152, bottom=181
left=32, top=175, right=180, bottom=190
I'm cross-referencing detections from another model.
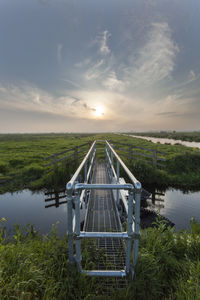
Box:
left=94, top=106, right=104, bottom=117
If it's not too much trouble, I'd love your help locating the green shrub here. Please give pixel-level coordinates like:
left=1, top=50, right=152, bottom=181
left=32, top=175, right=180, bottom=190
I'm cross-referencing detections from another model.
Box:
left=9, top=158, right=25, bottom=168
left=21, top=164, right=44, bottom=180
left=0, top=162, right=9, bottom=174
left=167, top=152, right=200, bottom=174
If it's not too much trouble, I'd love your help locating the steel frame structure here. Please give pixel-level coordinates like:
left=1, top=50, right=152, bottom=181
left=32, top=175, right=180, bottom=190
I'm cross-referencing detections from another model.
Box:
left=66, top=140, right=141, bottom=278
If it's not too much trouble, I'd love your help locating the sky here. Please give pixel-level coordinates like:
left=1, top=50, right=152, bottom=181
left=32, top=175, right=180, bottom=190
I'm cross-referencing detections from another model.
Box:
left=0, top=0, right=200, bottom=133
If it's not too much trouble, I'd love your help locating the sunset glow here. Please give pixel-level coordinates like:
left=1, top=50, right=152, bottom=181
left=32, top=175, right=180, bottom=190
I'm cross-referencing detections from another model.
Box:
left=0, top=1, right=200, bottom=132
left=94, top=106, right=104, bottom=118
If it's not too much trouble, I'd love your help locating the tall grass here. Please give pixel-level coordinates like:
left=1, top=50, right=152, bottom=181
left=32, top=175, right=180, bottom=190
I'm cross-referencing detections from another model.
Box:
left=0, top=218, right=200, bottom=299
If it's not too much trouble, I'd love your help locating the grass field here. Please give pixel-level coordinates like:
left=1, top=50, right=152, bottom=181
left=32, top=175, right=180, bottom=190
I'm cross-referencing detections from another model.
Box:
left=0, top=217, right=200, bottom=299
left=0, top=134, right=200, bottom=298
left=0, top=133, right=200, bottom=193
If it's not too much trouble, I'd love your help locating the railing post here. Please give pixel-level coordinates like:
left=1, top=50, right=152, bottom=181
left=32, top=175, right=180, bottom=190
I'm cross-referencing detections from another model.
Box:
left=74, top=146, right=78, bottom=167
left=84, top=160, right=87, bottom=183
left=129, top=145, right=133, bottom=165
left=117, top=160, right=120, bottom=206
left=67, top=189, right=74, bottom=264
left=125, top=190, right=134, bottom=274
left=53, top=153, right=57, bottom=170
left=84, top=160, right=88, bottom=205
left=105, top=144, right=108, bottom=167
left=111, top=144, right=114, bottom=179
left=153, top=150, right=157, bottom=168
left=133, top=187, right=141, bottom=267
left=75, top=190, right=82, bottom=271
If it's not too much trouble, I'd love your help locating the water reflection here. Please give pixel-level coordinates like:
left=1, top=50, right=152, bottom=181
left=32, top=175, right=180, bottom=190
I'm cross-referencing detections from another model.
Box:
left=1, top=187, right=200, bottom=235
left=143, top=187, right=165, bottom=210
left=142, top=187, right=200, bottom=230
left=45, top=189, right=67, bottom=208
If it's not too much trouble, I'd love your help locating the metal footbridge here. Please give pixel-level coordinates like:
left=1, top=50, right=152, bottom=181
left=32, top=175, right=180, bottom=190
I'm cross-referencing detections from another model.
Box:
left=66, top=140, right=141, bottom=279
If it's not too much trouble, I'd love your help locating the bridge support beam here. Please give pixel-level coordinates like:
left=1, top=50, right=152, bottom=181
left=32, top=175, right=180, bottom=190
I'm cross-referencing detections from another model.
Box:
left=67, top=190, right=74, bottom=264
left=133, top=189, right=141, bottom=267
left=75, top=191, right=82, bottom=271
left=125, top=190, right=134, bottom=274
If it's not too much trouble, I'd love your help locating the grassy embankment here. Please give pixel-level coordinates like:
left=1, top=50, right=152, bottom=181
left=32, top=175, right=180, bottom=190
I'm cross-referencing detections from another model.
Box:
left=0, top=133, right=95, bottom=194
left=0, top=133, right=200, bottom=193
left=1, top=135, right=200, bottom=298
left=129, top=130, right=200, bottom=142
left=0, top=217, right=200, bottom=299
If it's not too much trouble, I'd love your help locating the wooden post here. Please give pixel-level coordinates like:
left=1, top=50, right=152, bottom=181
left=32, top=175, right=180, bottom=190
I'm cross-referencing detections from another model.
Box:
left=74, top=146, right=78, bottom=167
left=129, top=145, right=133, bottom=164
left=153, top=150, right=157, bottom=168
left=53, top=154, right=57, bottom=170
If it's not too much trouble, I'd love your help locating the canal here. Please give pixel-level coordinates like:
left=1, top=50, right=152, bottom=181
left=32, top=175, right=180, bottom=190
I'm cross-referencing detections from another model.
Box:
left=0, top=188, right=200, bottom=235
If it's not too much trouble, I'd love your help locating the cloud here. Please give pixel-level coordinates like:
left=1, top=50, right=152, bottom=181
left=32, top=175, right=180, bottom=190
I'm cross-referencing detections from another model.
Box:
left=57, top=44, right=63, bottom=64
left=82, top=102, right=96, bottom=112
left=75, top=58, right=91, bottom=68
left=129, top=22, right=179, bottom=86
left=188, top=70, right=196, bottom=81
left=0, top=82, right=99, bottom=122
left=84, top=59, right=106, bottom=80
left=156, top=111, right=178, bottom=117
left=90, top=30, right=111, bottom=56
left=82, top=22, right=179, bottom=96
left=62, top=78, right=82, bottom=89
left=99, top=30, right=111, bottom=55
left=102, top=72, right=125, bottom=92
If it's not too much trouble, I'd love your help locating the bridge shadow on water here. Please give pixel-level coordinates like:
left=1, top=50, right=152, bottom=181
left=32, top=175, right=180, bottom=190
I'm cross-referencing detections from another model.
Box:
left=140, top=187, right=175, bottom=228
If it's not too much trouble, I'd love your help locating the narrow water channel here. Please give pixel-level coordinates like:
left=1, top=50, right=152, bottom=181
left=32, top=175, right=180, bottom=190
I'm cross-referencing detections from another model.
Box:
left=143, top=188, right=200, bottom=230
left=126, top=134, right=200, bottom=149
left=0, top=190, right=69, bottom=236
left=0, top=188, right=200, bottom=234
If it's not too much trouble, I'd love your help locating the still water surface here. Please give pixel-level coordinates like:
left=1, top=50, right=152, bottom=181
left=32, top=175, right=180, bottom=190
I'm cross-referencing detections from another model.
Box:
left=127, top=135, right=200, bottom=149
left=145, top=188, right=200, bottom=230
left=0, top=190, right=69, bottom=236
left=0, top=188, right=200, bottom=234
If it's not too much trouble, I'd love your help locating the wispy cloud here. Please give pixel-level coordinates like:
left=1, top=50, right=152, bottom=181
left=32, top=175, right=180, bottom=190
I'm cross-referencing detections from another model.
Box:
left=129, top=22, right=179, bottom=86
left=84, top=59, right=105, bottom=80
left=82, top=102, right=96, bottom=112
left=62, top=78, right=83, bottom=89
left=102, top=72, right=125, bottom=92
left=156, top=111, right=178, bottom=117
left=0, top=82, right=98, bottom=121
left=99, top=30, right=111, bottom=55
left=90, top=30, right=111, bottom=55
left=57, top=44, right=63, bottom=64
left=75, top=58, right=91, bottom=68
left=82, top=22, right=179, bottom=95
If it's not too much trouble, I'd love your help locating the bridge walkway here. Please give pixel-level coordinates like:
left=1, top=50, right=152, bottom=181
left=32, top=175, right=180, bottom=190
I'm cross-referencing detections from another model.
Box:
left=67, top=140, right=141, bottom=281
left=84, top=162, right=126, bottom=271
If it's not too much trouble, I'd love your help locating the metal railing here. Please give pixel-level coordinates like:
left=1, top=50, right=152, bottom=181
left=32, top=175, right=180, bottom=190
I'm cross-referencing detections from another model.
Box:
left=66, top=140, right=141, bottom=278
left=110, top=140, right=166, bottom=168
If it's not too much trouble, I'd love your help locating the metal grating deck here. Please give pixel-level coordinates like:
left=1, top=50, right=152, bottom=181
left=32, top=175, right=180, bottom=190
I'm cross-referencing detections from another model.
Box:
left=84, top=162, right=126, bottom=272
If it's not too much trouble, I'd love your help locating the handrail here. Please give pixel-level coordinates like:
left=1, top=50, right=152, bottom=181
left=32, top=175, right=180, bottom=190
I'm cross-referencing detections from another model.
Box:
left=106, top=141, right=141, bottom=190
left=67, top=139, right=141, bottom=275
left=66, top=141, right=96, bottom=190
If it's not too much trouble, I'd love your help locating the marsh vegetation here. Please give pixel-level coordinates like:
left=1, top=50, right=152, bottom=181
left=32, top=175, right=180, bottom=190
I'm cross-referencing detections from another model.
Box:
left=1, top=133, right=200, bottom=193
